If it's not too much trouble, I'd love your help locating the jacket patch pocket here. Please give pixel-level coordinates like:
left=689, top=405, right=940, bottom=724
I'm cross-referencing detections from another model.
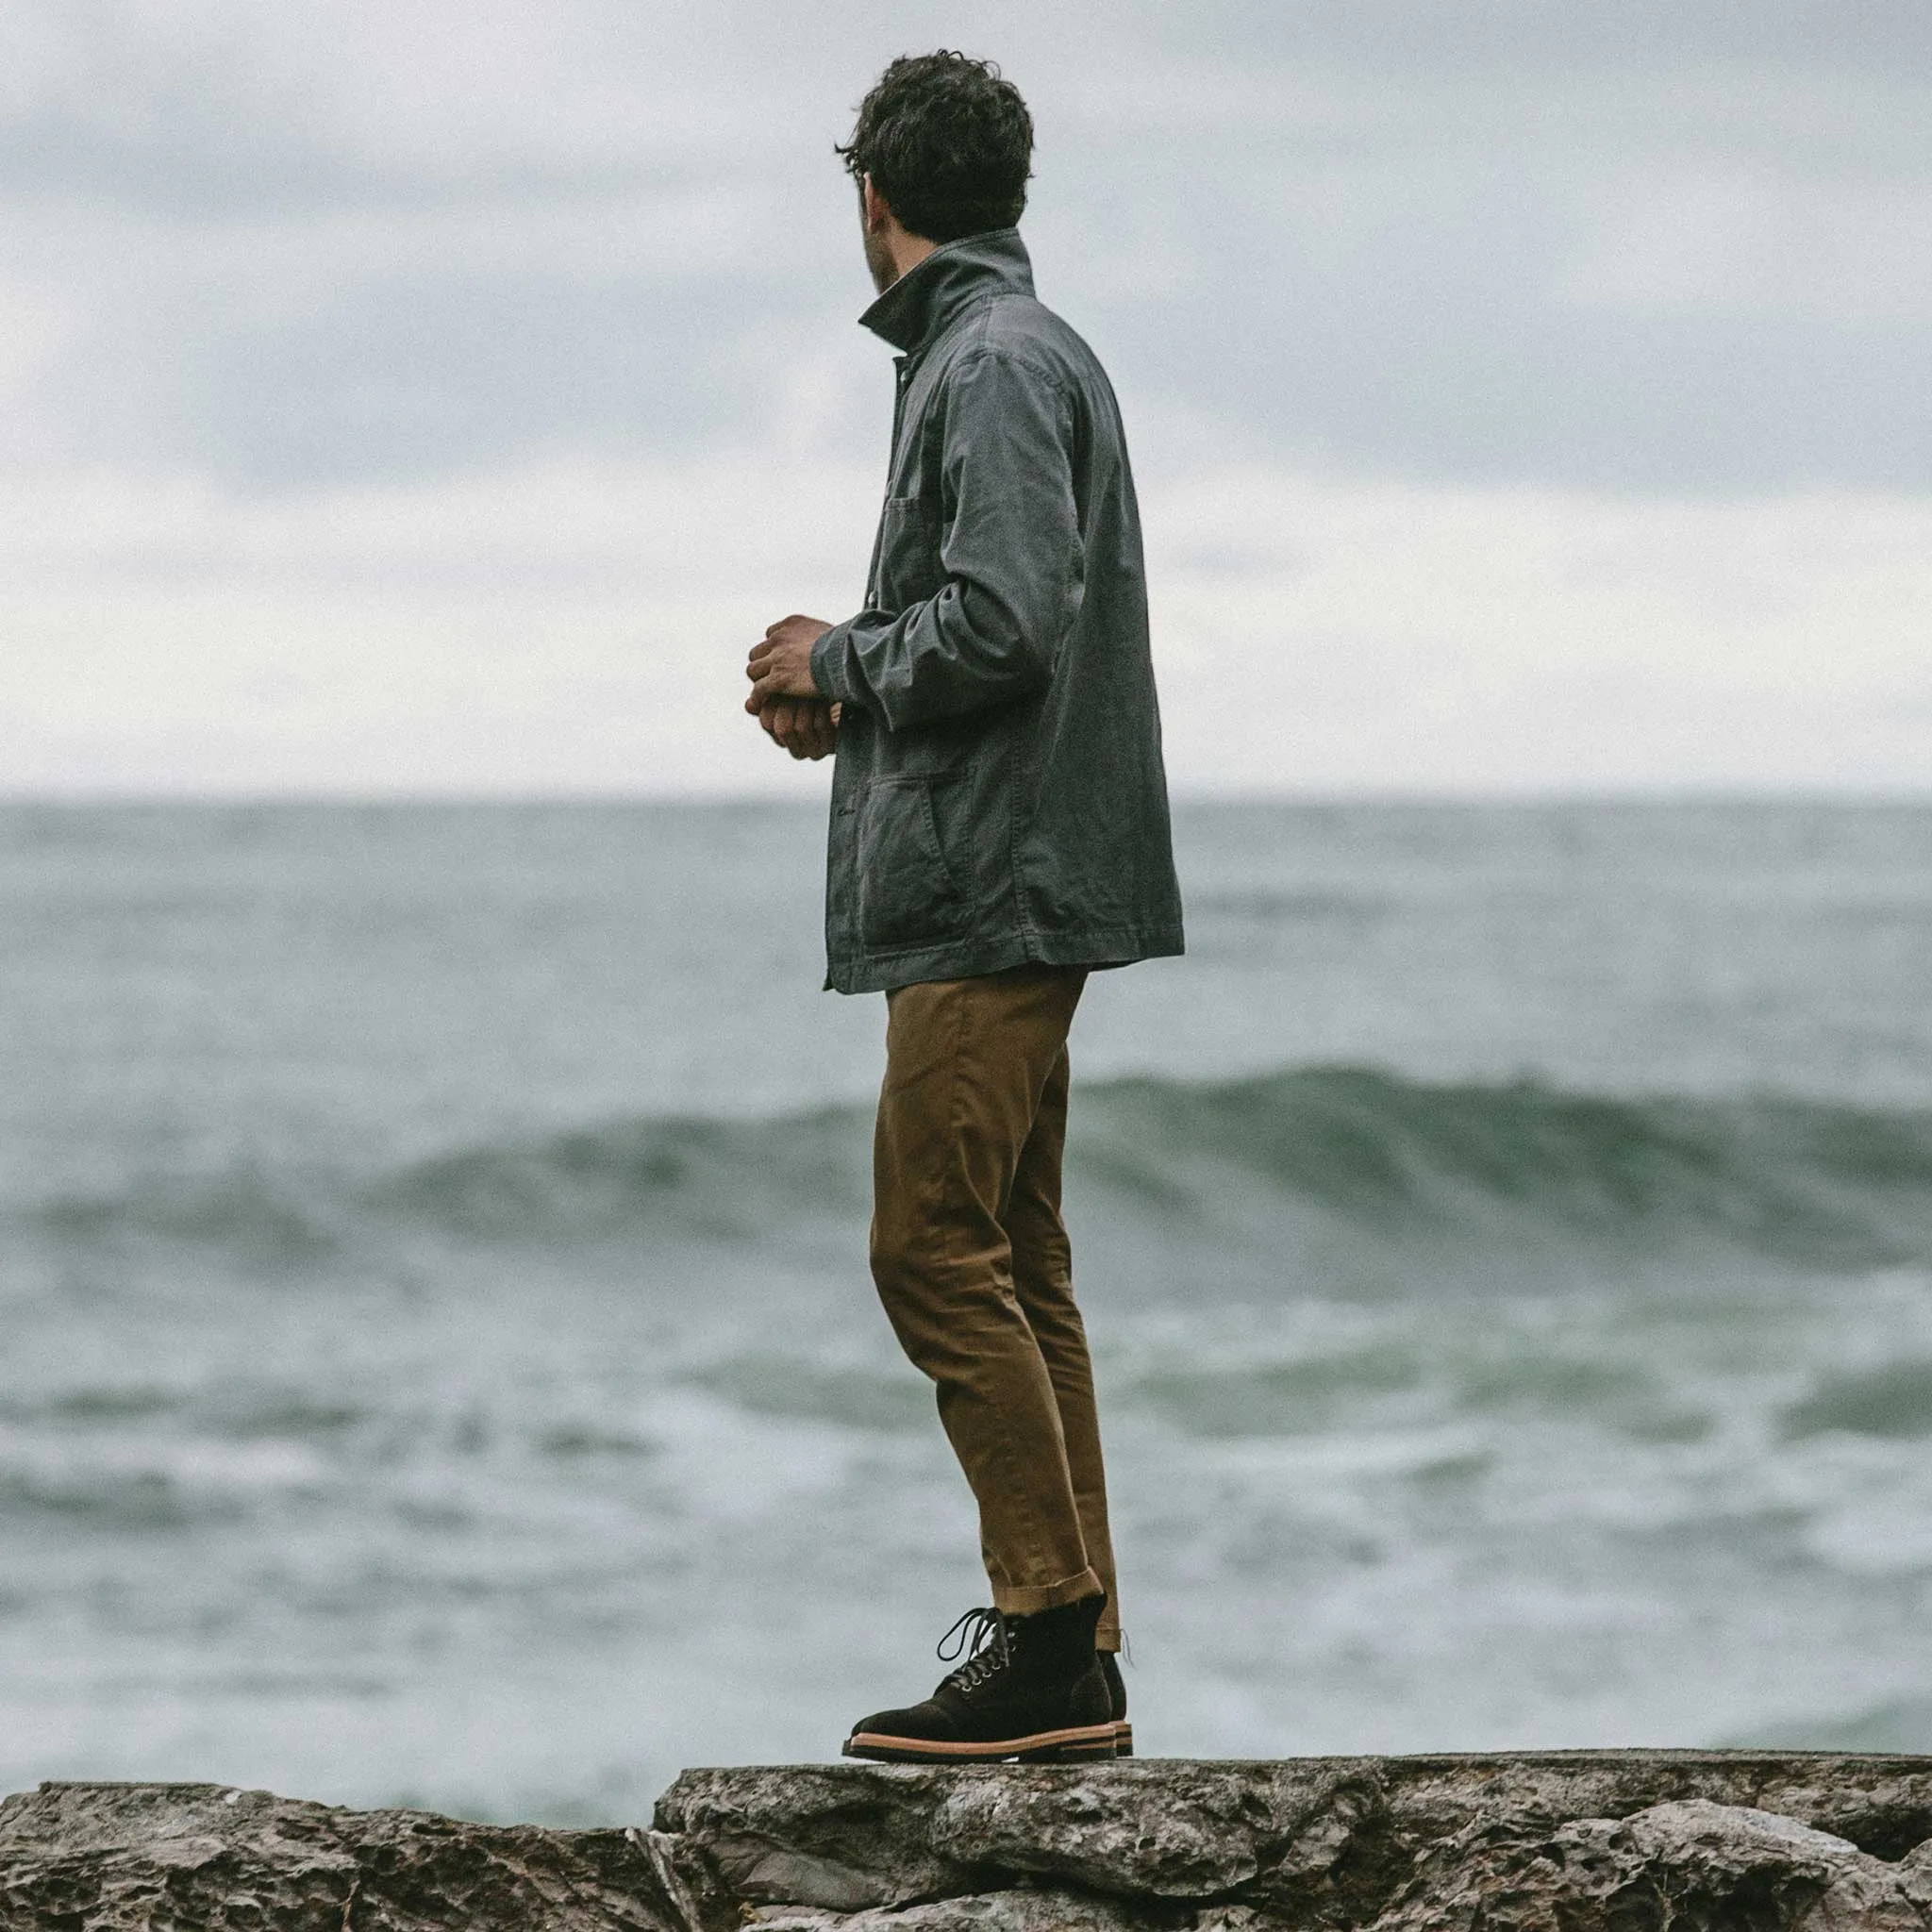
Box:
left=876, top=495, right=945, bottom=609
left=857, top=775, right=965, bottom=949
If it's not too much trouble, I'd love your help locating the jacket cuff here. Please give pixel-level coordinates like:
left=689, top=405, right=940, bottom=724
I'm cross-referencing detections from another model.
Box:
left=810, top=624, right=858, bottom=707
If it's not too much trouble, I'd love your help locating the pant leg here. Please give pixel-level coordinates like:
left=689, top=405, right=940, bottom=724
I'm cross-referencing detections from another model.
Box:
left=1001, top=1036, right=1123, bottom=1651
left=871, top=964, right=1102, bottom=1617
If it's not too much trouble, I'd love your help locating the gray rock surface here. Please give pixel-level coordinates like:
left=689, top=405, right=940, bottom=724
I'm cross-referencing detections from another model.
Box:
left=0, top=1780, right=718, bottom=1932
left=9, top=1755, right=1932, bottom=1930
left=656, top=1752, right=1932, bottom=1927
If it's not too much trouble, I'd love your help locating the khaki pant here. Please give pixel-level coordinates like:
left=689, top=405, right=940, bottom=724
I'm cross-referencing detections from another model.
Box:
left=870, top=964, right=1120, bottom=1651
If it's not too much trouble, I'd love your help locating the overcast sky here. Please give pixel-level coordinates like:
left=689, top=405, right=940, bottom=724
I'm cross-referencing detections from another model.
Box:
left=4, top=0, right=1928, bottom=794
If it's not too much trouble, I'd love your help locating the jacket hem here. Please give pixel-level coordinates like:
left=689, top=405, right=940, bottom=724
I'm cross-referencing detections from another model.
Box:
left=823, top=923, right=1185, bottom=996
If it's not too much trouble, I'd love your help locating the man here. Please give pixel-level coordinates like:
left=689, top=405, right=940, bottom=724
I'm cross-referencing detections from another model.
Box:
left=744, top=50, right=1183, bottom=1764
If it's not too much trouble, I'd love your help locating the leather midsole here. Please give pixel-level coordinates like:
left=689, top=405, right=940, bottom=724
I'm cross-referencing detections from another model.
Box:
left=846, top=1722, right=1116, bottom=1757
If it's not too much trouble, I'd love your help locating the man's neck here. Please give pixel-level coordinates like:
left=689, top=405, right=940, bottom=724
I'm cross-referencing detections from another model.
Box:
left=887, top=232, right=939, bottom=286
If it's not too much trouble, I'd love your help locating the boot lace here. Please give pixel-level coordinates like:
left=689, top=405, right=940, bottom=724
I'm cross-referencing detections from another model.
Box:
left=936, top=1607, right=1011, bottom=1694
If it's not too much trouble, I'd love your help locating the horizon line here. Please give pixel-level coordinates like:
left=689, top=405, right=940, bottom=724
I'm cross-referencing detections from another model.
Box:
left=3, top=787, right=1929, bottom=810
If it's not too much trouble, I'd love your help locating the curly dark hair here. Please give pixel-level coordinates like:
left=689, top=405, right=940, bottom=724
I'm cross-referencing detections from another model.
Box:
left=837, top=51, right=1033, bottom=244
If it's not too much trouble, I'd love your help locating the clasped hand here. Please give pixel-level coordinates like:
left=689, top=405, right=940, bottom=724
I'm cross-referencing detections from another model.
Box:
left=746, top=614, right=840, bottom=760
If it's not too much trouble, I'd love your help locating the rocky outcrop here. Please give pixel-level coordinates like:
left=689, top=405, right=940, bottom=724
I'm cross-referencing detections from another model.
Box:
left=659, top=1754, right=1932, bottom=1930
left=9, top=1754, right=1932, bottom=1930
left=0, top=1779, right=724, bottom=1932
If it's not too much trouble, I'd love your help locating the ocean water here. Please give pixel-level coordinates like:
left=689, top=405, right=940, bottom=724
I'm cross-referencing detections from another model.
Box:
left=3, top=799, right=1931, bottom=1824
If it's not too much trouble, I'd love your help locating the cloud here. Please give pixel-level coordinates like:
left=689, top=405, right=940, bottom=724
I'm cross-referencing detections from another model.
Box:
left=2, top=0, right=1928, bottom=792
left=1146, top=471, right=1932, bottom=791
left=4, top=458, right=1925, bottom=794
left=1563, top=164, right=1932, bottom=323
left=6, top=0, right=1932, bottom=491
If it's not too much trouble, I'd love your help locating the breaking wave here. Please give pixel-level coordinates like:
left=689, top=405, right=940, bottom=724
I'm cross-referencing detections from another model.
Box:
left=20, top=1068, right=1932, bottom=1275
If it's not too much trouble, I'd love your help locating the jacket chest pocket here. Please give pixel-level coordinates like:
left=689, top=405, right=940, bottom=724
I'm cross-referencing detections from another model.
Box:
left=874, top=495, right=945, bottom=611
left=857, top=775, right=965, bottom=949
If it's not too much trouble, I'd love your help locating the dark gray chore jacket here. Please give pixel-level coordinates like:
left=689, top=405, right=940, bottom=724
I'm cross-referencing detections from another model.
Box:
left=809, top=228, right=1185, bottom=995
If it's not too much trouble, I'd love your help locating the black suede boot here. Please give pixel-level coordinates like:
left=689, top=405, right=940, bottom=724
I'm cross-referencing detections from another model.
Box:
left=1101, top=1649, right=1132, bottom=1756
left=844, top=1595, right=1115, bottom=1763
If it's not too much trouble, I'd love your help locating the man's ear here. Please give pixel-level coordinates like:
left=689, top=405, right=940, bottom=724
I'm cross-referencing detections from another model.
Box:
left=861, top=175, right=890, bottom=232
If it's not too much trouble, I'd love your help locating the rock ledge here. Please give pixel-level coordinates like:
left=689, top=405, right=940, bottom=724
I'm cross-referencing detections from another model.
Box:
left=8, top=1754, right=1932, bottom=1929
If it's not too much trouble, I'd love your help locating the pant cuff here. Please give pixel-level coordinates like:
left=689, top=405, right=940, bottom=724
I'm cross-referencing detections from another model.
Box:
left=991, top=1565, right=1105, bottom=1618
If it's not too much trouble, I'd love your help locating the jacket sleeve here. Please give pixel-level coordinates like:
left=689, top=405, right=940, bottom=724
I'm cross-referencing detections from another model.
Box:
left=810, top=348, right=1083, bottom=734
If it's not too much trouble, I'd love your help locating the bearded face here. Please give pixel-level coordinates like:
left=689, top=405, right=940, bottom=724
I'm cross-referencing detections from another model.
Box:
left=860, top=179, right=901, bottom=293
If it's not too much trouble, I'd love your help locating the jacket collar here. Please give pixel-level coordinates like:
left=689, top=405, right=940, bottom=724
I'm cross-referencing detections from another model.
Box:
left=858, top=227, right=1034, bottom=357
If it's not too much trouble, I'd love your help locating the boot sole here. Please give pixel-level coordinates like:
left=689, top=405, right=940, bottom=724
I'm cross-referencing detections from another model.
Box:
left=843, top=1721, right=1118, bottom=1764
